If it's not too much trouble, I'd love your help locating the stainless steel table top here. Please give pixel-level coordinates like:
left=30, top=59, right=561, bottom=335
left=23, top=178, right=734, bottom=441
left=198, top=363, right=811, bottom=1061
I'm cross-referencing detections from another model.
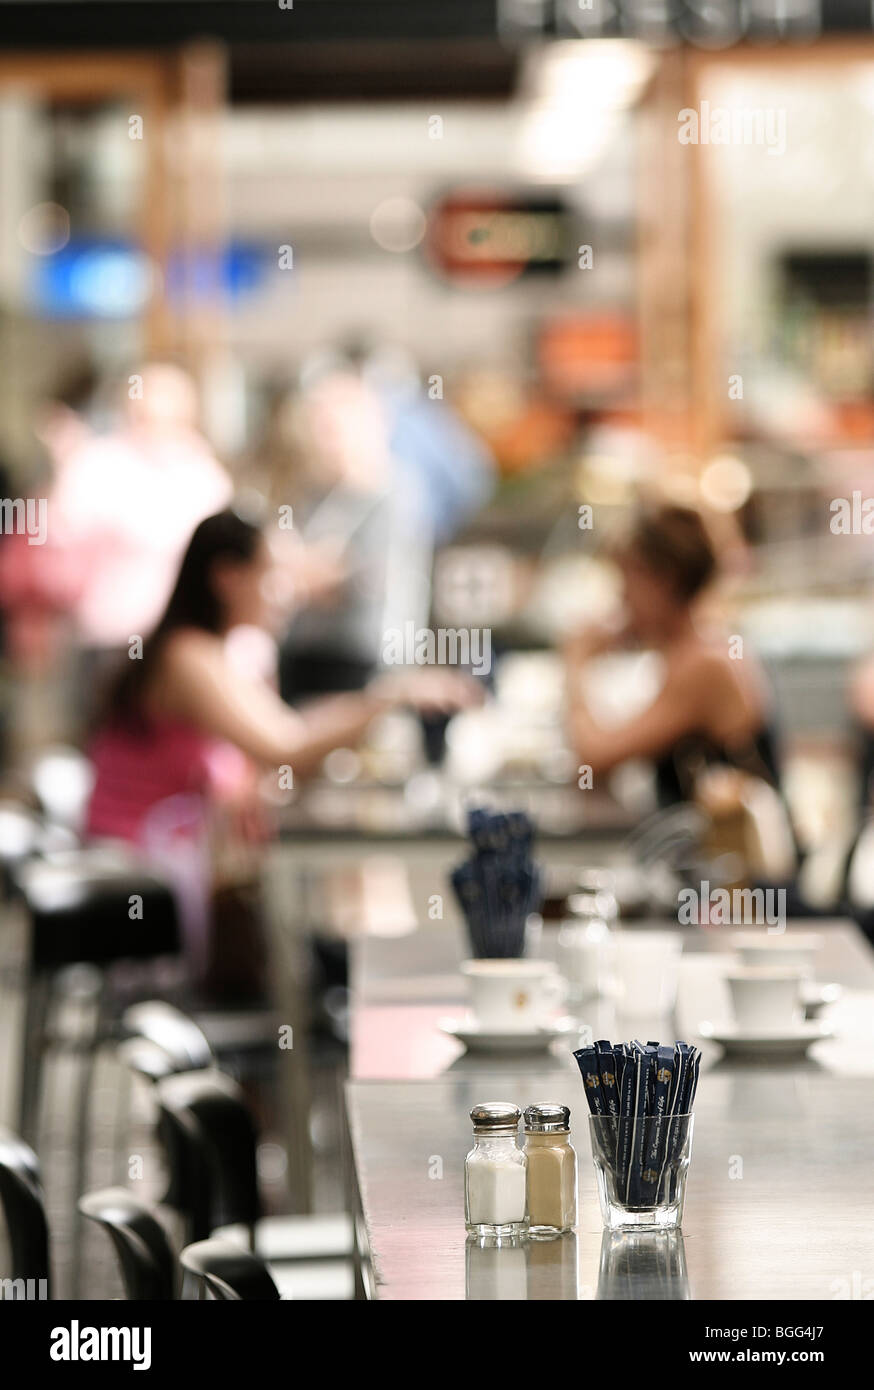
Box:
left=345, top=920, right=874, bottom=1298
left=346, top=1069, right=874, bottom=1300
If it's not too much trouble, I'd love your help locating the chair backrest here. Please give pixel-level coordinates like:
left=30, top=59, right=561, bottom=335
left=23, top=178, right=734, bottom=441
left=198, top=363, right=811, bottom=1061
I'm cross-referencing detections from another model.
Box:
left=117, top=1037, right=180, bottom=1085
left=122, top=1001, right=214, bottom=1074
left=78, top=1188, right=176, bottom=1300
left=0, top=1129, right=51, bottom=1295
left=155, top=1071, right=261, bottom=1241
left=180, top=1238, right=279, bottom=1301
left=18, top=854, right=181, bottom=968
left=28, top=744, right=94, bottom=836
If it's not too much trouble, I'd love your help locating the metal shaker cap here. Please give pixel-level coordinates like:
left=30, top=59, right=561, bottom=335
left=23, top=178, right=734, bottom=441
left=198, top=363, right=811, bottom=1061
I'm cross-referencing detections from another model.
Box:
left=523, top=1103, right=571, bottom=1133
left=470, top=1102, right=521, bottom=1133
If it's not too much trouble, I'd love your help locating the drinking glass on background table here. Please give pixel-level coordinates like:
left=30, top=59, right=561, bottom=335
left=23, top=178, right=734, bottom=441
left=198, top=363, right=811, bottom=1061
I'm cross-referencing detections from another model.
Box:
left=608, top=932, right=683, bottom=1015
left=557, top=918, right=611, bottom=1001
left=559, top=869, right=618, bottom=1003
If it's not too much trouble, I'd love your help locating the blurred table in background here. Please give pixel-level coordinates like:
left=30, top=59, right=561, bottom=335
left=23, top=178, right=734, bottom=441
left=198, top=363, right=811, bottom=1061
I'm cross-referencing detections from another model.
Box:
left=350, top=919, right=874, bottom=1081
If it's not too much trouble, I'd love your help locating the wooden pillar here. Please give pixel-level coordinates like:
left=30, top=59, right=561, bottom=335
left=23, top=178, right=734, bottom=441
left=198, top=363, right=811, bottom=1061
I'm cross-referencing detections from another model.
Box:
left=637, top=49, right=697, bottom=462
left=171, top=41, right=229, bottom=372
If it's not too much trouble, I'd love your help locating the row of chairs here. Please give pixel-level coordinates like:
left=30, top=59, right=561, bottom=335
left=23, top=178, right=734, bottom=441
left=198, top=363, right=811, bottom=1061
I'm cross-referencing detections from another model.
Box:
left=0, top=1000, right=352, bottom=1300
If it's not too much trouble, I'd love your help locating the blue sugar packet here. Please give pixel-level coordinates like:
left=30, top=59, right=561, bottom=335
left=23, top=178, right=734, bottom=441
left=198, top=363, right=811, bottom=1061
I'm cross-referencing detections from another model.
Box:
left=661, top=1043, right=695, bottom=1203
left=615, top=1047, right=639, bottom=1198
left=668, top=1042, right=691, bottom=1117
left=640, top=1044, right=675, bottom=1204
left=626, top=1048, right=651, bottom=1205
left=642, top=1042, right=658, bottom=1114
left=595, top=1041, right=620, bottom=1116
left=595, top=1040, right=621, bottom=1158
left=613, top=1042, right=629, bottom=1096
left=574, top=1045, right=607, bottom=1115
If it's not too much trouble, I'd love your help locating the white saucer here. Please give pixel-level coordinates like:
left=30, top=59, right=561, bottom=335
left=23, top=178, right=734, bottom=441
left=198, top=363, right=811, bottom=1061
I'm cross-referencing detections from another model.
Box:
left=802, top=983, right=841, bottom=1019
left=698, top=1019, right=834, bottom=1057
left=439, top=1016, right=579, bottom=1054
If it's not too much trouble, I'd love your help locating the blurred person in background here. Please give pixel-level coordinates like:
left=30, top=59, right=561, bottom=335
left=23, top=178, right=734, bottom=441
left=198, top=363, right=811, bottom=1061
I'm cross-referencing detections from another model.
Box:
left=564, top=503, right=782, bottom=805
left=47, top=361, right=233, bottom=723
left=276, top=357, right=399, bottom=700
left=86, top=507, right=479, bottom=994
left=276, top=342, right=493, bottom=705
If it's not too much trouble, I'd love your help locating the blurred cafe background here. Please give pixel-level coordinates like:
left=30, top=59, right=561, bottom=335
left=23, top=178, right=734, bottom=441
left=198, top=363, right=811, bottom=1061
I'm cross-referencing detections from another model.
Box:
left=2, top=0, right=874, bottom=1301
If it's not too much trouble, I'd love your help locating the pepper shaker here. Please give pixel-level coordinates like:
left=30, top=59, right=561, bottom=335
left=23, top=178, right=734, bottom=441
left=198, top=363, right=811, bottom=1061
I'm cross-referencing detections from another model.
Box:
left=523, top=1103, right=577, bottom=1237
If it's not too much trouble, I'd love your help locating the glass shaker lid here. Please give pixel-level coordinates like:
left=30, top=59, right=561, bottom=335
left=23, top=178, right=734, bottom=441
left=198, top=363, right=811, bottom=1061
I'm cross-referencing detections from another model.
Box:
left=470, top=1102, right=521, bottom=1132
left=523, top=1103, right=571, bottom=1133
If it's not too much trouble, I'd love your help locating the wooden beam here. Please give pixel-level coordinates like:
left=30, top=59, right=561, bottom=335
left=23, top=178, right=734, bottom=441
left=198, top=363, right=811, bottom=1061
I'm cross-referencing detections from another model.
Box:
left=0, top=52, right=168, bottom=101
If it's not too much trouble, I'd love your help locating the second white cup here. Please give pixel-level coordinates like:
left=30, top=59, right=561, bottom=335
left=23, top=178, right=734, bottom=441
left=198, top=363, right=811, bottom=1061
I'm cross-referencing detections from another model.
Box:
left=726, top=968, right=803, bottom=1031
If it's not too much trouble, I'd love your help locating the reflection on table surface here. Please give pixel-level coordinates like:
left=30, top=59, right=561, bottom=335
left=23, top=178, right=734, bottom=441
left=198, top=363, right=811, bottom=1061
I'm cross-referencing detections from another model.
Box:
left=465, top=1230, right=688, bottom=1300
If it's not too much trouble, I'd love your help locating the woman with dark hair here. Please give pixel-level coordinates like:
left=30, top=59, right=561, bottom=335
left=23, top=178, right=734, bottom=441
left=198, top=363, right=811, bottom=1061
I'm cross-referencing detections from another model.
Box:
left=86, top=507, right=478, bottom=844
left=564, top=503, right=780, bottom=805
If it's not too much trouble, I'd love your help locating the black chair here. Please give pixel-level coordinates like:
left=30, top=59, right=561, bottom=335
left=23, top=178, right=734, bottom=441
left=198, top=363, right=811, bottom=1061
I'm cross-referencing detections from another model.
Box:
left=16, top=852, right=181, bottom=1143
left=153, top=1069, right=352, bottom=1297
left=27, top=745, right=94, bottom=838
left=15, top=852, right=181, bottom=1298
left=0, top=1129, right=51, bottom=1296
left=78, top=1188, right=176, bottom=1301
left=0, top=801, right=43, bottom=899
left=155, top=1070, right=260, bottom=1243
left=117, top=1036, right=181, bottom=1084
left=180, top=1238, right=280, bottom=1301
left=121, top=1000, right=214, bottom=1075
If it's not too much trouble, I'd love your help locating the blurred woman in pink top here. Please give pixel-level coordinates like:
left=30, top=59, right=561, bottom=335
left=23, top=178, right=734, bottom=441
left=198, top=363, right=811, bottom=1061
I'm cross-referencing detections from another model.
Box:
left=86, top=506, right=478, bottom=989
left=87, top=505, right=476, bottom=844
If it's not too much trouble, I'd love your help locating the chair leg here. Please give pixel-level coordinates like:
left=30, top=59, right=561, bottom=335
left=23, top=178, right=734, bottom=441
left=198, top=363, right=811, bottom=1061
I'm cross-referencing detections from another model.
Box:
left=69, top=979, right=105, bottom=1299
left=18, top=969, right=52, bottom=1145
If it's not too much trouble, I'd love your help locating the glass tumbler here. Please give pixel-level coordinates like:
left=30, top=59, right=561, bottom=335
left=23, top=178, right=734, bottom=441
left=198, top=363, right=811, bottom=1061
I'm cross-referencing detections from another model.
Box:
left=589, top=1113, right=694, bottom=1231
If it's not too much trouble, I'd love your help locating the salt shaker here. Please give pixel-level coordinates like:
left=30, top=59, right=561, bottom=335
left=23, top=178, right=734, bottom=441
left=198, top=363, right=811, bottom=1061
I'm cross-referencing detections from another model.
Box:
left=523, top=1103, right=577, bottom=1237
left=464, top=1102, right=527, bottom=1237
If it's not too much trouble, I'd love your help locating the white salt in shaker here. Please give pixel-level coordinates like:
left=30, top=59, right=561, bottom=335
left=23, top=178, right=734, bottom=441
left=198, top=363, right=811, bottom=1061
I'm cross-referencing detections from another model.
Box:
left=464, top=1102, right=527, bottom=1237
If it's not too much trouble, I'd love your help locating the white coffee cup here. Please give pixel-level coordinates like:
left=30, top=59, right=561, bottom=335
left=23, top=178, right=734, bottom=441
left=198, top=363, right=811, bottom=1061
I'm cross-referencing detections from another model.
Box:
left=460, top=959, right=562, bottom=1032
left=726, top=967, right=803, bottom=1030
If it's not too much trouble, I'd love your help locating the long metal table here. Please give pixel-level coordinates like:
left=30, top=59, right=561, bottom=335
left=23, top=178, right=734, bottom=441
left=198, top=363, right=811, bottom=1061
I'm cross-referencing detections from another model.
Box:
left=345, top=920, right=874, bottom=1299
left=346, top=1067, right=874, bottom=1300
